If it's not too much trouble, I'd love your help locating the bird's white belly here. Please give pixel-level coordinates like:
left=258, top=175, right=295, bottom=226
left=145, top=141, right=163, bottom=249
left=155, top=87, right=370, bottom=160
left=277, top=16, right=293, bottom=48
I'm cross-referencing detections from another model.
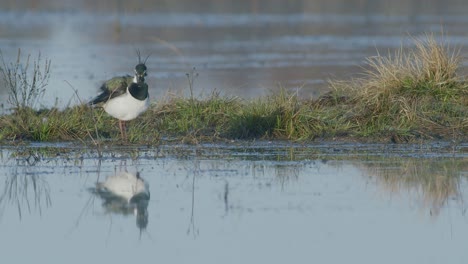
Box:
left=103, top=92, right=149, bottom=121
left=99, top=172, right=149, bottom=202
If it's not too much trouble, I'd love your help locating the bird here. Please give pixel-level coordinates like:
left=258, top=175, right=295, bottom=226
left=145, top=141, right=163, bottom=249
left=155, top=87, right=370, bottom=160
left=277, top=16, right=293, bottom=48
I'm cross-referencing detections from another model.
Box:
left=89, top=51, right=150, bottom=141
left=94, top=171, right=150, bottom=231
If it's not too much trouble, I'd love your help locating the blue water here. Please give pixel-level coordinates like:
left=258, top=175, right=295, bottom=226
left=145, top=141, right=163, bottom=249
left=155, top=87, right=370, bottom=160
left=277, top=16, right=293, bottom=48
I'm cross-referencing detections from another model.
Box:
left=1, top=2, right=468, bottom=109
left=0, top=142, right=467, bottom=263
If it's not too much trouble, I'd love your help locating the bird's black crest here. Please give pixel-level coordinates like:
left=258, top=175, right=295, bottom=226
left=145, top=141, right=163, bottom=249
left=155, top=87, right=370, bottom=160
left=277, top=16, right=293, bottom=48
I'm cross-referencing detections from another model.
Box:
left=136, top=49, right=150, bottom=65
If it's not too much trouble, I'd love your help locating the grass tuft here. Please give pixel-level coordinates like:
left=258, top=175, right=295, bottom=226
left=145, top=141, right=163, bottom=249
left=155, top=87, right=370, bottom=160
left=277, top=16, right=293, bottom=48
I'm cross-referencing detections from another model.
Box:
left=328, top=34, right=467, bottom=141
left=0, top=49, right=51, bottom=110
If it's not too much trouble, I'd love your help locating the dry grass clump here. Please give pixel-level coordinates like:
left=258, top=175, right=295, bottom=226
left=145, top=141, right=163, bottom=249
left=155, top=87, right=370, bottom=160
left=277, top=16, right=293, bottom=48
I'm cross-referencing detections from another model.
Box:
left=329, top=34, right=467, bottom=141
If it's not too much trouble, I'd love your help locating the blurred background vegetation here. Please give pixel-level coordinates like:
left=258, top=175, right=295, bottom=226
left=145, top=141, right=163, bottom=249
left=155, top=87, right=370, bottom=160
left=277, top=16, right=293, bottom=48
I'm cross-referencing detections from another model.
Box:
left=1, top=0, right=468, bottom=14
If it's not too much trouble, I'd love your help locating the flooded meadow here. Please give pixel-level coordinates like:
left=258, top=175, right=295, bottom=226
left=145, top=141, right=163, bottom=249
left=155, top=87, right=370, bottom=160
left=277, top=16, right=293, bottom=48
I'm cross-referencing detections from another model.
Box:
left=0, top=1, right=468, bottom=263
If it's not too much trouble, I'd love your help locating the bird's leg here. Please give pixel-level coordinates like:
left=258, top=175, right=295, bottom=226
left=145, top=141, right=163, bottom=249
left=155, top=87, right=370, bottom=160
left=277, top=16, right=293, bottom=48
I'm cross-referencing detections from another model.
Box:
left=119, top=120, right=126, bottom=141
left=122, top=121, right=127, bottom=141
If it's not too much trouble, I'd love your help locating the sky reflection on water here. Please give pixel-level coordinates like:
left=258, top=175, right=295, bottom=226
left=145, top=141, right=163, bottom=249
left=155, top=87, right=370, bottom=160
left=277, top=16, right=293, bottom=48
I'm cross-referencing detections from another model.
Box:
left=0, top=144, right=467, bottom=264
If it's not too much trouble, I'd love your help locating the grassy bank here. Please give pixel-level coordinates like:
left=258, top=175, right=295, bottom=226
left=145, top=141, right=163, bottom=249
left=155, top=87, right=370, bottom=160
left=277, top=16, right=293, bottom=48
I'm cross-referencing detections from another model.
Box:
left=0, top=35, right=467, bottom=144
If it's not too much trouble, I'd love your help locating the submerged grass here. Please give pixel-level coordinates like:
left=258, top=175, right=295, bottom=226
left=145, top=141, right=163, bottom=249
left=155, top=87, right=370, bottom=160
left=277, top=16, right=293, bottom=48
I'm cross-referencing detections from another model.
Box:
left=0, top=34, right=466, bottom=144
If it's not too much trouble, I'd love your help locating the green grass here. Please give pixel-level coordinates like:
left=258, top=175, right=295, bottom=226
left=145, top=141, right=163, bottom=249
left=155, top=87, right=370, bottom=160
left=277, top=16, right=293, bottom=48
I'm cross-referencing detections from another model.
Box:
left=0, top=34, right=466, bottom=144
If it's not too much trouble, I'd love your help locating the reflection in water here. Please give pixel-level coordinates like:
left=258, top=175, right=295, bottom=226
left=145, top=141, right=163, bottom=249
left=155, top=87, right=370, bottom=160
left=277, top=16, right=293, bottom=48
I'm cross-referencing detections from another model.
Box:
left=1, top=145, right=468, bottom=264
left=361, top=158, right=467, bottom=216
left=273, top=163, right=300, bottom=189
left=92, top=171, right=150, bottom=232
left=0, top=163, right=51, bottom=220
left=224, top=181, right=229, bottom=215
left=186, top=157, right=200, bottom=238
left=186, top=170, right=199, bottom=238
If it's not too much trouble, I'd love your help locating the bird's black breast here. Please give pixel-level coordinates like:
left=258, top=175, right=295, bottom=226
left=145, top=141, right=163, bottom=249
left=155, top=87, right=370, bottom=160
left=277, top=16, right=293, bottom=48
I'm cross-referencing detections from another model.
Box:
left=128, top=82, right=149, bottom=101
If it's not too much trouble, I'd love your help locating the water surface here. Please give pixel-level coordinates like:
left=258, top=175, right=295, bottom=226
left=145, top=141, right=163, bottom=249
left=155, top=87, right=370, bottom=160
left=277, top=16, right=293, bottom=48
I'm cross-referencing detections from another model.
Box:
left=0, top=142, right=467, bottom=263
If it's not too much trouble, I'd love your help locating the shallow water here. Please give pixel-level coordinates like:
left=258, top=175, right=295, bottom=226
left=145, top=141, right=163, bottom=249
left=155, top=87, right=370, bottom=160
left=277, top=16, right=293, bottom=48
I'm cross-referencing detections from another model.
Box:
left=2, top=1, right=468, bottom=109
left=0, top=142, right=467, bottom=263
left=1, top=3, right=468, bottom=262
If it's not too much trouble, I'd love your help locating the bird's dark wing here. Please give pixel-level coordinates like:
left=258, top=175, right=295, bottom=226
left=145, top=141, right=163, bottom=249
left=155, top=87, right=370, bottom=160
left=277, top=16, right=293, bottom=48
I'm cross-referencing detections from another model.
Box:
left=89, top=75, right=133, bottom=105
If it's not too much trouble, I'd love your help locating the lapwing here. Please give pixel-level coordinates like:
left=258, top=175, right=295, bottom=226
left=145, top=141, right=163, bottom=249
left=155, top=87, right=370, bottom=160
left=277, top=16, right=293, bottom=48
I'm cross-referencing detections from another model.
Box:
left=89, top=51, right=150, bottom=141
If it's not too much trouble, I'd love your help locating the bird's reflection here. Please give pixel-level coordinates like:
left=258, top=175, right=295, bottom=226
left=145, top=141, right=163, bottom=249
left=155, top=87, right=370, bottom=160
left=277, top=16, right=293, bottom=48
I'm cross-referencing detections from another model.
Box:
left=92, top=171, right=150, bottom=232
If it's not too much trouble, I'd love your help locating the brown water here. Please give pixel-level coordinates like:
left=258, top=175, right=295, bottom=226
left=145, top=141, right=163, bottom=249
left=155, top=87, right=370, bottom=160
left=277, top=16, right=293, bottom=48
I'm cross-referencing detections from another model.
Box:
left=1, top=0, right=468, bottom=108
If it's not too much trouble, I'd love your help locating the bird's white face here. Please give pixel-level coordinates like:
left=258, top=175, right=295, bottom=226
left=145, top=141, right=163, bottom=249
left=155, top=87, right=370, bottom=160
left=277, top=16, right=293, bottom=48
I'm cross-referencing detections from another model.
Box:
left=134, top=63, right=148, bottom=84
left=134, top=69, right=147, bottom=83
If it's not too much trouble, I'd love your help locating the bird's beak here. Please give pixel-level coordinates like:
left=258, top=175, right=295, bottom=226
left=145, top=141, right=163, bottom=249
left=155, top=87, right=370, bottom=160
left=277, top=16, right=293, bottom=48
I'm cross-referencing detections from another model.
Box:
left=134, top=70, right=147, bottom=83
